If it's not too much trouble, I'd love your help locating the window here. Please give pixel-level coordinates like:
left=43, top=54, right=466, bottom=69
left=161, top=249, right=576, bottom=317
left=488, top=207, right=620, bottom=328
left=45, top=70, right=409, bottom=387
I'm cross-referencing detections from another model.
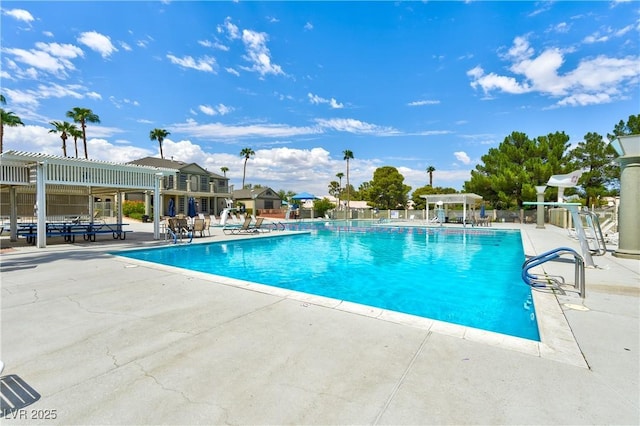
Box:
left=191, top=175, right=199, bottom=191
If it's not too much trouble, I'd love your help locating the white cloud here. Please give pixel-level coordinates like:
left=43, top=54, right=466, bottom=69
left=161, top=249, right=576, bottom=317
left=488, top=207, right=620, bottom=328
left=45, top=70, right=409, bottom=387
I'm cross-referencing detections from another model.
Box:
left=308, top=93, right=323, bottom=105
left=468, top=67, right=531, bottom=94
left=3, top=9, right=34, bottom=23
left=468, top=35, right=640, bottom=106
left=35, top=41, right=84, bottom=60
left=584, top=24, right=635, bottom=44
left=216, top=104, right=233, bottom=115
left=77, top=31, right=118, bottom=58
left=88, top=138, right=151, bottom=163
left=3, top=124, right=132, bottom=160
left=549, top=22, right=571, bottom=33
left=37, top=82, right=85, bottom=99
left=556, top=92, right=612, bottom=107
left=109, top=96, right=139, bottom=109
left=2, top=88, right=39, bottom=107
left=304, top=22, right=314, bottom=31
left=212, top=41, right=230, bottom=51
left=454, top=151, right=471, bottom=165
left=198, top=104, right=234, bottom=116
left=166, top=54, right=216, bottom=72
left=583, top=33, right=609, bottom=44
left=199, top=105, right=216, bottom=116
left=171, top=119, right=320, bottom=140
left=329, top=98, right=343, bottom=109
left=308, top=92, right=344, bottom=109
left=226, top=67, right=240, bottom=76
left=315, top=118, right=398, bottom=135
left=199, top=39, right=229, bottom=51
left=241, top=29, right=284, bottom=76
left=218, top=17, right=240, bottom=40
left=5, top=82, right=103, bottom=112
left=2, top=45, right=79, bottom=77
left=407, top=100, right=440, bottom=106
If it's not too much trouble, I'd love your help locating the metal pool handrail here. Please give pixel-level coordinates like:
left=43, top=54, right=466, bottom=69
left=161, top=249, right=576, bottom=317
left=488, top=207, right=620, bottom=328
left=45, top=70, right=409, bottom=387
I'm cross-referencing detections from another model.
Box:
left=522, top=247, right=585, bottom=298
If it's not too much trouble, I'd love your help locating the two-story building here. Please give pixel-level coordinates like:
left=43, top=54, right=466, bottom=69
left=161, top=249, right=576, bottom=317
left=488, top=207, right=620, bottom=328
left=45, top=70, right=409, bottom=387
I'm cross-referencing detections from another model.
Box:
left=127, top=157, right=231, bottom=217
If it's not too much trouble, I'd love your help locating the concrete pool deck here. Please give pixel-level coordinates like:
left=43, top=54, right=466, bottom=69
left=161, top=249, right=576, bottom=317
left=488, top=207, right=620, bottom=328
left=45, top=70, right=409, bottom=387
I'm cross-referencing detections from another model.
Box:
left=1, top=220, right=638, bottom=424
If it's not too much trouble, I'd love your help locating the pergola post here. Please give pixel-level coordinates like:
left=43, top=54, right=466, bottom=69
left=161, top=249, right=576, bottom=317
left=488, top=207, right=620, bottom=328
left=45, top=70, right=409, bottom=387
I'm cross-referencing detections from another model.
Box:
left=144, top=191, right=151, bottom=217
left=153, top=173, right=161, bottom=240
left=535, top=186, right=546, bottom=229
left=36, top=162, right=47, bottom=248
left=9, top=186, right=17, bottom=242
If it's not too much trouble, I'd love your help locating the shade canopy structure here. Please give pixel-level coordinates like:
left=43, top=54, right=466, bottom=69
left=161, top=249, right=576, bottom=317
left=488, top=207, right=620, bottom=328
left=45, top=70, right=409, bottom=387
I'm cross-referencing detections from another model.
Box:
left=291, top=192, right=317, bottom=200
left=0, top=150, right=175, bottom=247
left=420, top=193, right=483, bottom=226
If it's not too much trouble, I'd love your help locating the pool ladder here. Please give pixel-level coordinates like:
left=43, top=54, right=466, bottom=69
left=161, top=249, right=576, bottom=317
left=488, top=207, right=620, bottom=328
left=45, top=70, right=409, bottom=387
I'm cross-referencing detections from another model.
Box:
left=522, top=247, right=585, bottom=298
left=580, top=210, right=608, bottom=256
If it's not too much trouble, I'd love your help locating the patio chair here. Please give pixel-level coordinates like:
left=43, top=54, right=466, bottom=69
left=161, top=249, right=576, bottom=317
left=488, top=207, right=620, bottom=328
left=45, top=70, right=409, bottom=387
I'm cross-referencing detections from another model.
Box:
left=223, top=217, right=253, bottom=235
left=191, top=218, right=206, bottom=237
left=203, top=217, right=211, bottom=236
left=167, top=218, right=190, bottom=241
left=251, top=217, right=270, bottom=233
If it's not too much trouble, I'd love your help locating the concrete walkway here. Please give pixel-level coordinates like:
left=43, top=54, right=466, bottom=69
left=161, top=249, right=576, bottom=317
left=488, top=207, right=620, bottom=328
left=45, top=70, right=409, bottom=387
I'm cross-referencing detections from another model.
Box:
left=1, top=220, right=638, bottom=424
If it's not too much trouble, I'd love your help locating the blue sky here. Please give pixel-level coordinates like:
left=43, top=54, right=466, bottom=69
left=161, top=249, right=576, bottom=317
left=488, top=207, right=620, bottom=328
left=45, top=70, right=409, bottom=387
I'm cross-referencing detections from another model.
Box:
left=1, top=1, right=639, bottom=196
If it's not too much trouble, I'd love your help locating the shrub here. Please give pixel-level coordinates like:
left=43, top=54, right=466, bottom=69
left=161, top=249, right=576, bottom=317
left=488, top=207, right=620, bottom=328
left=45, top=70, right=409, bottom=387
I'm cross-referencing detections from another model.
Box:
left=313, top=198, right=335, bottom=218
left=123, top=200, right=145, bottom=217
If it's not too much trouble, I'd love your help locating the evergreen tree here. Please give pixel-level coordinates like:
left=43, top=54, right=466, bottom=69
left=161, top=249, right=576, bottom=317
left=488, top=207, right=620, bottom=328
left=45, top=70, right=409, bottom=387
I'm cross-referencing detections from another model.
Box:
left=569, top=132, right=618, bottom=206
left=366, top=166, right=411, bottom=209
left=464, top=131, right=571, bottom=208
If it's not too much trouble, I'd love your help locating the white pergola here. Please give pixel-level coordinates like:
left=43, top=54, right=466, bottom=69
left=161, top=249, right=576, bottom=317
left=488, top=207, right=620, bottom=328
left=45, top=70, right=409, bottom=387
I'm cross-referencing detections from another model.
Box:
left=0, top=151, right=175, bottom=248
left=420, top=193, right=483, bottom=226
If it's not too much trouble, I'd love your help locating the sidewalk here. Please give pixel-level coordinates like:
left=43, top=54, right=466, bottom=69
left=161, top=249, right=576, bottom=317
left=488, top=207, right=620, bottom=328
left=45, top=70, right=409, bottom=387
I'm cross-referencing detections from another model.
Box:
left=1, top=221, right=638, bottom=424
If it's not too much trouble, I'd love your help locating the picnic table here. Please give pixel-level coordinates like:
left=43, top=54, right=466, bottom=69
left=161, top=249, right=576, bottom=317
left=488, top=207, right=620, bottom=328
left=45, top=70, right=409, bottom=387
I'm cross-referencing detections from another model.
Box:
left=17, top=221, right=130, bottom=245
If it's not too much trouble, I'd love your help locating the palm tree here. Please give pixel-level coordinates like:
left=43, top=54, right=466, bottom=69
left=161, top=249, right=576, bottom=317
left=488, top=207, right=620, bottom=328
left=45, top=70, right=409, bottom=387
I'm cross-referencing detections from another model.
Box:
left=66, top=107, right=100, bottom=159
left=240, top=147, right=255, bottom=189
left=149, top=128, right=170, bottom=159
left=49, top=121, right=76, bottom=157
left=220, top=166, right=229, bottom=177
left=335, top=172, right=344, bottom=209
left=343, top=150, right=354, bottom=212
left=69, top=125, right=82, bottom=158
left=0, top=109, right=25, bottom=154
left=426, top=165, right=436, bottom=187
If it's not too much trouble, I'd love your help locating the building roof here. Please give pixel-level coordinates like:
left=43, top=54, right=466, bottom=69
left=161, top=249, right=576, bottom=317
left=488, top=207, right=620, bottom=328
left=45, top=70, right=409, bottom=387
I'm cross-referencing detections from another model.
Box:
left=419, top=193, right=483, bottom=205
left=128, top=157, right=226, bottom=179
left=232, top=187, right=281, bottom=200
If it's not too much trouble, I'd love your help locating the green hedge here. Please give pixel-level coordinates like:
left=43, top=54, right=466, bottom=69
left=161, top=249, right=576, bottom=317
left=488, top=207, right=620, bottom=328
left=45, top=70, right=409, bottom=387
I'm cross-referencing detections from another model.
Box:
left=123, top=200, right=145, bottom=217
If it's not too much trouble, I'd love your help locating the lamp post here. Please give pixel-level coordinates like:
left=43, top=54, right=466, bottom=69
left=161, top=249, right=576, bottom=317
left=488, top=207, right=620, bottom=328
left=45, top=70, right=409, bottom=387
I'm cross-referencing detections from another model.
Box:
left=535, top=185, right=546, bottom=229
left=610, top=135, right=640, bottom=259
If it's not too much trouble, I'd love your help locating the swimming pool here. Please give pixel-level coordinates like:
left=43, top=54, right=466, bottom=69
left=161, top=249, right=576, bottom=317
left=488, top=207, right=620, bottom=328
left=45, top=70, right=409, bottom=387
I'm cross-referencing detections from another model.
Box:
left=116, top=222, right=539, bottom=341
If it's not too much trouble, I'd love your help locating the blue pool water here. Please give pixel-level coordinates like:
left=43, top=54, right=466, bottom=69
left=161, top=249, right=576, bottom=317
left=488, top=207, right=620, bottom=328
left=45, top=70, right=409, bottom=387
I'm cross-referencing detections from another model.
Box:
left=115, top=222, right=539, bottom=341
